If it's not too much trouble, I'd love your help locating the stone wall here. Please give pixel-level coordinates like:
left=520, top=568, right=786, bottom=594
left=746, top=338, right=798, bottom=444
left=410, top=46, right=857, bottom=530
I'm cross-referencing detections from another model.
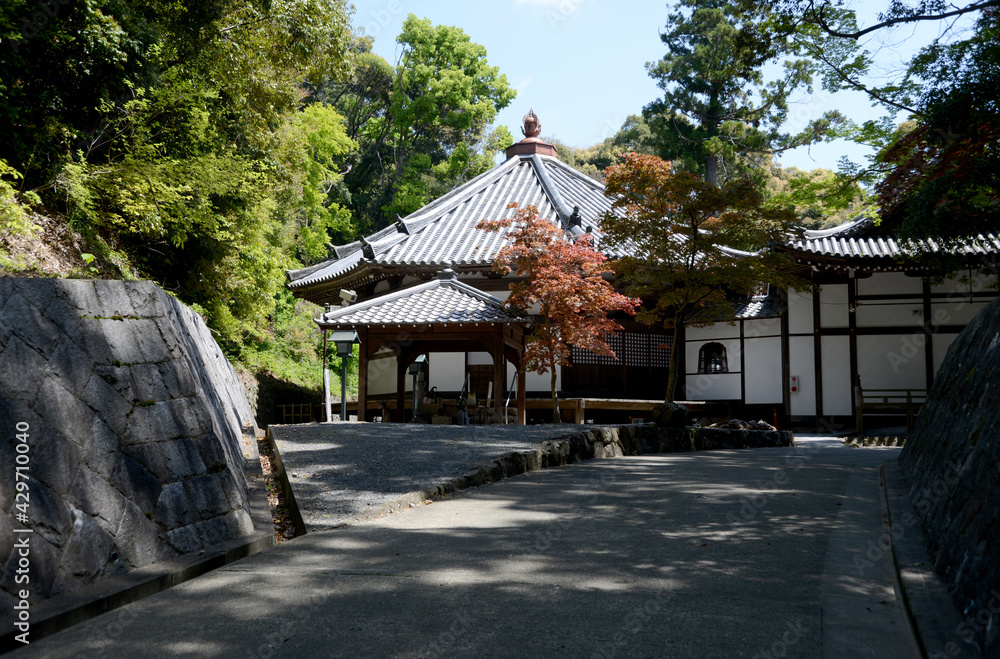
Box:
left=899, top=295, right=1000, bottom=658
left=0, top=278, right=261, bottom=609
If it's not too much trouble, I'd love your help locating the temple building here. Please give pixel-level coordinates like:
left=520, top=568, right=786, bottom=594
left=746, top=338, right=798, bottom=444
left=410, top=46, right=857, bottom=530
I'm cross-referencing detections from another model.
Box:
left=287, top=111, right=1000, bottom=430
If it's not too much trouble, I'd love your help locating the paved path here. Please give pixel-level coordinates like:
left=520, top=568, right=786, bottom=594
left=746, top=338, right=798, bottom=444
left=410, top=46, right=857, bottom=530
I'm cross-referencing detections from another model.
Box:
left=269, top=423, right=604, bottom=531
left=13, top=438, right=922, bottom=658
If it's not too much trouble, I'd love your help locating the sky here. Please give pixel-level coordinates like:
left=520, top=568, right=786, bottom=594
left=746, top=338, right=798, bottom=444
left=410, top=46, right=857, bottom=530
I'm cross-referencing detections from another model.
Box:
left=346, top=0, right=950, bottom=173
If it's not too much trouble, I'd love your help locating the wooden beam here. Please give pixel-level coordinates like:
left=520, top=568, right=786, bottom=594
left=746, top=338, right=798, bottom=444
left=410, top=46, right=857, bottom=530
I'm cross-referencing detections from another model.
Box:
left=357, top=327, right=369, bottom=422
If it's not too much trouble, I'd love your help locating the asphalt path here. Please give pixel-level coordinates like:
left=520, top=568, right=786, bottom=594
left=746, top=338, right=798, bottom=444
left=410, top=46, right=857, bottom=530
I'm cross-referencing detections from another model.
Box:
left=12, top=438, right=920, bottom=658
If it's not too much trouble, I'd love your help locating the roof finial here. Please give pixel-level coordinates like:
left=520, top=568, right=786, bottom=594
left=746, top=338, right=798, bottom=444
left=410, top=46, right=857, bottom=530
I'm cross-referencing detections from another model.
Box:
left=522, top=109, right=541, bottom=139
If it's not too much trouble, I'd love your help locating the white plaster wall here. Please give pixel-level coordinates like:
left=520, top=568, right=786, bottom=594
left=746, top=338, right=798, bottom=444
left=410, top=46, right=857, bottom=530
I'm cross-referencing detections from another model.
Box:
left=857, top=335, right=927, bottom=390
left=856, top=302, right=924, bottom=327
left=932, top=333, right=958, bottom=375
left=788, top=289, right=814, bottom=334
left=366, top=351, right=399, bottom=396
left=930, top=273, right=999, bottom=294
left=684, top=373, right=741, bottom=400
left=507, top=362, right=559, bottom=393
left=819, top=284, right=849, bottom=328
left=686, top=323, right=740, bottom=341
left=743, top=337, right=783, bottom=404
left=429, top=352, right=466, bottom=392
left=931, top=301, right=992, bottom=326
left=820, top=335, right=853, bottom=416
left=744, top=317, right=781, bottom=338
left=468, top=351, right=492, bottom=365
left=858, top=272, right=923, bottom=296
left=788, top=336, right=817, bottom=416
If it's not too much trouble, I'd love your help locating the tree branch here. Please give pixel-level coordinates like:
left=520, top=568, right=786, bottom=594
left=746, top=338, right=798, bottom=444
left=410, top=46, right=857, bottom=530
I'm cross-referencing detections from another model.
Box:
left=811, top=0, right=1000, bottom=40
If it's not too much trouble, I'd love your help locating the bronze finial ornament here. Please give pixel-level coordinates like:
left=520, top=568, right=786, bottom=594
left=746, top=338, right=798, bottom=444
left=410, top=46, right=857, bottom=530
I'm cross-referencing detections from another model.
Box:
left=522, top=109, right=541, bottom=138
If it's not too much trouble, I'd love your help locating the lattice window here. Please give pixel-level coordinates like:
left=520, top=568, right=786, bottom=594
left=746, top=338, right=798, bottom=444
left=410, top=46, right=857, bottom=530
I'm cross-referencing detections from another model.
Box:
left=571, top=333, right=622, bottom=365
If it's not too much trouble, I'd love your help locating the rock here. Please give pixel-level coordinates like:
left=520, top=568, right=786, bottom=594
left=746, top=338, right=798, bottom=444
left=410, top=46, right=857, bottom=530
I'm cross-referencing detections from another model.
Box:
left=899, top=296, right=1000, bottom=658
left=651, top=402, right=690, bottom=428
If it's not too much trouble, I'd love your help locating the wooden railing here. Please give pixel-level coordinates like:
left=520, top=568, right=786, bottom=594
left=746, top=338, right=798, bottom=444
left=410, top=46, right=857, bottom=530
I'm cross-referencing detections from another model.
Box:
left=855, top=388, right=927, bottom=435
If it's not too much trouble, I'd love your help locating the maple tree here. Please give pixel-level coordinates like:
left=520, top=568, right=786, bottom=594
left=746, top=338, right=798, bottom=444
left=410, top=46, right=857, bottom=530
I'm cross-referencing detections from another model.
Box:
left=478, top=204, right=639, bottom=422
left=602, top=153, right=798, bottom=402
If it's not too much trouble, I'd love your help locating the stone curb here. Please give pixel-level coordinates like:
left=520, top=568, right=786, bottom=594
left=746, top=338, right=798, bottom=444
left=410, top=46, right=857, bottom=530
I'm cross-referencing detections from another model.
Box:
left=0, top=432, right=275, bottom=655
left=881, top=460, right=980, bottom=659
left=291, top=424, right=794, bottom=529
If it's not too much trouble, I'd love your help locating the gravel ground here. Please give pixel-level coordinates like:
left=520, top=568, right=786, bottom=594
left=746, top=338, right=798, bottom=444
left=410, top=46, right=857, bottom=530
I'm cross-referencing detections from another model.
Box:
left=269, top=423, right=586, bottom=532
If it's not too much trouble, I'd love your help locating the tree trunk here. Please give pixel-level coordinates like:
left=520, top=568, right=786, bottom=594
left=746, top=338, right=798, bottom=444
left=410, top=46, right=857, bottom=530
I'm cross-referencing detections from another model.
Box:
left=550, top=362, right=560, bottom=423
left=705, top=155, right=718, bottom=187
left=664, top=320, right=683, bottom=403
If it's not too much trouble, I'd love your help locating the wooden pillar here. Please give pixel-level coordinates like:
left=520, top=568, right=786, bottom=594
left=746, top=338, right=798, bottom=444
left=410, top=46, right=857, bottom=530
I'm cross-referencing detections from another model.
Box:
left=396, top=351, right=407, bottom=423
left=491, top=332, right=504, bottom=424
left=517, top=364, right=526, bottom=425
left=322, top=328, right=332, bottom=422
left=357, top=329, right=368, bottom=422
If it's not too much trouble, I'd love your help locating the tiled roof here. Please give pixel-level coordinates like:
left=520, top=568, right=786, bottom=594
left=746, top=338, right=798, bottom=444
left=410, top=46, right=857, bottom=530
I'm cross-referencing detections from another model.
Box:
left=316, top=272, right=525, bottom=328
left=687, top=293, right=784, bottom=324
left=287, top=154, right=615, bottom=293
left=782, top=216, right=1000, bottom=260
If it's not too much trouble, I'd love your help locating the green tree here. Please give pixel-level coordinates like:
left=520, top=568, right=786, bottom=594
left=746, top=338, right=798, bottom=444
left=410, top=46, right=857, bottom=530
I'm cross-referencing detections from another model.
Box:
left=644, top=0, right=847, bottom=185
left=602, top=153, right=798, bottom=401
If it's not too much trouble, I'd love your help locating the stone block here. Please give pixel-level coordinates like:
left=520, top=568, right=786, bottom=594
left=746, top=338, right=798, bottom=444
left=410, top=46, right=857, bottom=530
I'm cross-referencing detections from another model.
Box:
left=75, top=317, right=117, bottom=366
left=122, top=442, right=169, bottom=485
left=26, top=477, right=73, bottom=548
left=163, top=524, right=201, bottom=555
left=161, top=437, right=208, bottom=481
left=182, top=474, right=231, bottom=521
left=34, top=378, right=97, bottom=448
left=123, top=281, right=167, bottom=318
left=41, top=294, right=83, bottom=338
left=50, top=568, right=85, bottom=598
left=153, top=537, right=179, bottom=563
left=196, top=431, right=229, bottom=473
left=115, top=500, right=160, bottom=568
left=58, top=509, right=114, bottom=581
left=97, top=318, right=145, bottom=365
left=131, top=318, right=172, bottom=363
left=69, top=466, right=127, bottom=535
left=651, top=402, right=690, bottom=429
left=168, top=397, right=214, bottom=438
left=44, top=335, right=97, bottom=395
left=31, top=429, right=82, bottom=498
left=0, top=335, right=49, bottom=403
left=55, top=279, right=100, bottom=313
left=157, top=360, right=200, bottom=398
left=94, top=280, right=136, bottom=319
left=0, top=514, right=12, bottom=566
left=1, top=533, right=61, bottom=601
left=155, top=482, right=196, bottom=529
left=111, top=453, right=163, bottom=516
left=81, top=373, right=132, bottom=440
left=93, top=363, right=136, bottom=402
left=128, top=362, right=169, bottom=402
left=0, top=291, right=60, bottom=356
left=12, top=278, right=59, bottom=318
left=83, top=417, right=122, bottom=481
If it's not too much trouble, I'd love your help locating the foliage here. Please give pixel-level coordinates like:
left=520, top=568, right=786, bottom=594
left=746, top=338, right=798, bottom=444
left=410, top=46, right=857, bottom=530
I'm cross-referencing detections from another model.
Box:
left=0, top=159, right=39, bottom=237
left=644, top=0, right=847, bottom=185
left=310, top=18, right=515, bottom=233
left=602, top=153, right=799, bottom=401
left=766, top=164, right=871, bottom=228
left=874, top=10, right=1000, bottom=239
left=478, top=204, right=639, bottom=422
left=546, top=115, right=656, bottom=183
